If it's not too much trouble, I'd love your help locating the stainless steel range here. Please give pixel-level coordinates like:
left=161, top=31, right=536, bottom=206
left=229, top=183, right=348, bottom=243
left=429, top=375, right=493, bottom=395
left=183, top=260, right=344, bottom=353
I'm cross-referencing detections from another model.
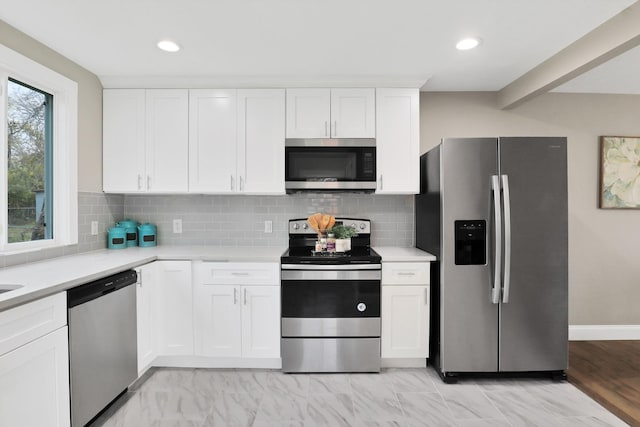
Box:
left=281, top=218, right=381, bottom=373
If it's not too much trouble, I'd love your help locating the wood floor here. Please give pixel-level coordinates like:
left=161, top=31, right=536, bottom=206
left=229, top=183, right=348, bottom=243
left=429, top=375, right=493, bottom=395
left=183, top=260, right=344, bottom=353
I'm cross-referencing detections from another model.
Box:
left=568, top=340, right=640, bottom=426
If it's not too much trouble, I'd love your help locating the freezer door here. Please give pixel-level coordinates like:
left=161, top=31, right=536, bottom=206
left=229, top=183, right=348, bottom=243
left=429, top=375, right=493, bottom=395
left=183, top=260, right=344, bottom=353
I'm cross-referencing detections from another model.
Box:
left=498, top=137, right=568, bottom=372
left=440, top=138, right=499, bottom=373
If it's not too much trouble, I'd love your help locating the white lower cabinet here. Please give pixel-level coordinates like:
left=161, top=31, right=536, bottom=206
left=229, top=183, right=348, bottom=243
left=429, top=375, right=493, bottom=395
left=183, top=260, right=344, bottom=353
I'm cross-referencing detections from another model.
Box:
left=381, top=262, right=430, bottom=360
left=136, top=262, right=159, bottom=374
left=193, top=262, right=280, bottom=359
left=0, top=293, right=70, bottom=427
left=156, top=260, right=194, bottom=356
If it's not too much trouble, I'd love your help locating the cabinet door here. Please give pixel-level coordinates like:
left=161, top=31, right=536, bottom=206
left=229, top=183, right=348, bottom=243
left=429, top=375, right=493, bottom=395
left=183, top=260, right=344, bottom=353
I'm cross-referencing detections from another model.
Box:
left=381, top=285, right=429, bottom=358
left=237, top=89, right=285, bottom=194
left=145, top=89, right=189, bottom=192
left=330, top=88, right=375, bottom=138
left=156, top=261, right=193, bottom=356
left=0, top=327, right=70, bottom=427
left=103, top=89, right=146, bottom=192
left=376, top=88, right=419, bottom=194
left=193, top=284, right=242, bottom=357
left=136, top=262, right=157, bottom=374
left=189, top=89, right=238, bottom=193
left=241, top=286, right=280, bottom=358
left=285, top=88, right=330, bottom=138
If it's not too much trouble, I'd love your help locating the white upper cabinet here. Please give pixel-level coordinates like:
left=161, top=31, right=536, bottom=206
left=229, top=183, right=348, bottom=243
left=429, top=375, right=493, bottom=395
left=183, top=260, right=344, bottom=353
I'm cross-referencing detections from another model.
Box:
left=286, top=88, right=375, bottom=138
left=238, top=89, right=285, bottom=194
left=330, top=88, right=376, bottom=138
left=103, top=89, right=189, bottom=193
left=188, top=89, right=237, bottom=193
left=145, top=89, right=189, bottom=192
left=285, top=88, right=330, bottom=138
left=187, top=89, right=284, bottom=194
left=103, top=89, right=146, bottom=193
left=376, top=88, right=420, bottom=194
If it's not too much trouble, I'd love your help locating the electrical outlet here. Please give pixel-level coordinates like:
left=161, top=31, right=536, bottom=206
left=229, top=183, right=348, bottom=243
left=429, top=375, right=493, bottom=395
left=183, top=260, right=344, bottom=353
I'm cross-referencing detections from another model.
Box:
left=173, top=219, right=183, bottom=234
left=91, top=221, right=99, bottom=235
left=264, top=220, right=273, bottom=233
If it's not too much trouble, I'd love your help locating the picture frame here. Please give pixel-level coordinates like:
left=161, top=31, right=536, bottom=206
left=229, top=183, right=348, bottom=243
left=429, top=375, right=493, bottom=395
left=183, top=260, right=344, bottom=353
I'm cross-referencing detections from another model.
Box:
left=599, top=136, right=640, bottom=209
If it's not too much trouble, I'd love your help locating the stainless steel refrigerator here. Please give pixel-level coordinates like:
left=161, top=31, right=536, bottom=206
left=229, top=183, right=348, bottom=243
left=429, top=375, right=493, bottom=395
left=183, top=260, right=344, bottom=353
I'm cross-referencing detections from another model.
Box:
left=416, top=137, right=568, bottom=383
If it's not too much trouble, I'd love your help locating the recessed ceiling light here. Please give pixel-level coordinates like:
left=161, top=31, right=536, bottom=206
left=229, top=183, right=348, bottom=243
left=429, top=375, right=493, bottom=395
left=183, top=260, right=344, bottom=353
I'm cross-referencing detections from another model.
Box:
left=157, top=40, right=180, bottom=53
left=456, top=38, right=480, bottom=51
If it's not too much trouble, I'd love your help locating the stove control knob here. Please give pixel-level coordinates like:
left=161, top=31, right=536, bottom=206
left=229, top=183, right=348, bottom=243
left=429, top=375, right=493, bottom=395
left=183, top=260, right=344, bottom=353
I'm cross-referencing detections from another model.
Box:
left=357, top=303, right=367, bottom=312
left=292, top=223, right=300, bottom=230
left=350, top=223, right=357, bottom=229
left=359, top=223, right=366, bottom=230
left=302, top=223, right=309, bottom=230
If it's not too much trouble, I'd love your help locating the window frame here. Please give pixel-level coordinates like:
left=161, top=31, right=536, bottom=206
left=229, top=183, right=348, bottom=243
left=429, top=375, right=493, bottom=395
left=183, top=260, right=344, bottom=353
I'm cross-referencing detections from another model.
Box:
left=0, top=43, right=78, bottom=253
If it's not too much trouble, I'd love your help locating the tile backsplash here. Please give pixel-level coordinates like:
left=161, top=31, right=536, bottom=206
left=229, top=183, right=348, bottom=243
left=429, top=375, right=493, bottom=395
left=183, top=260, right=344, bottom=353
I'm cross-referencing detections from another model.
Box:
left=1, top=192, right=413, bottom=268
left=124, top=193, right=414, bottom=248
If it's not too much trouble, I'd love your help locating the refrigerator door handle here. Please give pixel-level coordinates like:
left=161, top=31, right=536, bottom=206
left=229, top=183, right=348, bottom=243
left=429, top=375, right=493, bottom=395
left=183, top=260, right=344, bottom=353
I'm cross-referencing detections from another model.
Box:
left=491, top=175, right=502, bottom=304
left=501, top=174, right=512, bottom=303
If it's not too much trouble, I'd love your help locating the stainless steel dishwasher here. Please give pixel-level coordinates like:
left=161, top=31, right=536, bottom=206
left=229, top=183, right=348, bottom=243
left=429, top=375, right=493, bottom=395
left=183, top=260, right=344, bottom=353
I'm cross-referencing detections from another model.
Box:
left=67, top=270, right=138, bottom=427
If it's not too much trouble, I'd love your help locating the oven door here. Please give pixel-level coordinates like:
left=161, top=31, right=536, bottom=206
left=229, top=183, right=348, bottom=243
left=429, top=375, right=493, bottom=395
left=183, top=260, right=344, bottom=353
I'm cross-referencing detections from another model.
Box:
left=281, top=267, right=381, bottom=337
left=285, top=139, right=376, bottom=191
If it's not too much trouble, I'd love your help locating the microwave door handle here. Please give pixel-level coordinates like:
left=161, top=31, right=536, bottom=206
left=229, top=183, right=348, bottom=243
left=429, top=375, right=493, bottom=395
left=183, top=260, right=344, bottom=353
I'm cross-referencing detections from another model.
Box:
left=491, top=175, right=502, bottom=304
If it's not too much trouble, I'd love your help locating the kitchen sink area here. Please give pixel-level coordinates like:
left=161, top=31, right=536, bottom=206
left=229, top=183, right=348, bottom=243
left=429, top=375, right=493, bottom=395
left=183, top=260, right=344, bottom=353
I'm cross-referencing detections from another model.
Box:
left=0, top=285, right=22, bottom=294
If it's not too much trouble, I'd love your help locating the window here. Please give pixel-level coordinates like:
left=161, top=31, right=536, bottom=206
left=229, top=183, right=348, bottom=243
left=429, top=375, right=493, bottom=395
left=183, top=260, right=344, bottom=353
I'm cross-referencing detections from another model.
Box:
left=7, top=79, right=53, bottom=243
left=1, top=43, right=77, bottom=253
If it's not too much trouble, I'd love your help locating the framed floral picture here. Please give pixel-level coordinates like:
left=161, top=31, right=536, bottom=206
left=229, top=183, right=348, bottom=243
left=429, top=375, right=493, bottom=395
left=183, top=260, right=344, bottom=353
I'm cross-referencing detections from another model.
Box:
left=599, top=136, right=640, bottom=209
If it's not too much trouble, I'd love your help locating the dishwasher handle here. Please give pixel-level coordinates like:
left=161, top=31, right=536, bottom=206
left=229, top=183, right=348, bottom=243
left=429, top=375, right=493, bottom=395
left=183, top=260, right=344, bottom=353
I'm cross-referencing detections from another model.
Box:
left=67, top=270, right=138, bottom=308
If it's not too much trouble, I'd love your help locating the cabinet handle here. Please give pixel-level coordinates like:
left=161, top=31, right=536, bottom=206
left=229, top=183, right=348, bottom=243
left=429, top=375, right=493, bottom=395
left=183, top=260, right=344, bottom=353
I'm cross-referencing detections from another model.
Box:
left=333, top=120, right=337, bottom=136
left=233, top=288, right=238, bottom=305
left=239, top=176, right=244, bottom=191
left=230, top=175, right=235, bottom=191
left=137, top=174, right=142, bottom=190
left=136, top=269, right=142, bottom=286
left=231, top=272, right=250, bottom=276
left=379, top=175, right=383, bottom=191
left=243, top=288, right=247, bottom=305
left=147, top=175, right=151, bottom=190
left=324, top=121, right=328, bottom=137
left=425, top=287, right=429, bottom=305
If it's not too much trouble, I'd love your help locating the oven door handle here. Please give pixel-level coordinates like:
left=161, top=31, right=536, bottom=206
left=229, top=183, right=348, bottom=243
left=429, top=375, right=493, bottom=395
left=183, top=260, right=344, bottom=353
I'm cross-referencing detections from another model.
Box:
left=281, top=269, right=382, bottom=281
left=281, top=264, right=381, bottom=270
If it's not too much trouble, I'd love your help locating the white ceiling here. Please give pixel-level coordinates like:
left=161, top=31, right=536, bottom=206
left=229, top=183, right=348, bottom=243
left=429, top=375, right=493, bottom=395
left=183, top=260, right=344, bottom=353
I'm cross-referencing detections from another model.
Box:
left=0, top=0, right=637, bottom=93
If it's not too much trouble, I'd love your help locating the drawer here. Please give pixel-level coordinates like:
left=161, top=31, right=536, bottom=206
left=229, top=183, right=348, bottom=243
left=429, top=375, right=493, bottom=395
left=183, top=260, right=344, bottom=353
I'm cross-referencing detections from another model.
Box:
left=0, top=292, right=67, bottom=356
left=194, top=262, right=279, bottom=286
left=382, top=262, right=430, bottom=285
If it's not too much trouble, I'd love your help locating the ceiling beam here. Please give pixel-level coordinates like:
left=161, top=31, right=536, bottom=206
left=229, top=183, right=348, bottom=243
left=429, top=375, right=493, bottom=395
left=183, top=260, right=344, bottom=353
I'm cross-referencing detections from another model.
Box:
left=497, top=1, right=640, bottom=109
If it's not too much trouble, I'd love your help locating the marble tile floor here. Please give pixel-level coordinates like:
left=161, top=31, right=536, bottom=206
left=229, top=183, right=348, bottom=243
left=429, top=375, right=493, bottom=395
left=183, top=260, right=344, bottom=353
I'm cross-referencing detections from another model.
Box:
left=90, top=367, right=629, bottom=427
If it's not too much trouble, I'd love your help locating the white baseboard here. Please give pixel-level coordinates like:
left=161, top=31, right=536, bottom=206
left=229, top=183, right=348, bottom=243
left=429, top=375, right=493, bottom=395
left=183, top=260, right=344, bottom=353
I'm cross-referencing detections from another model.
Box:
left=152, top=356, right=281, bottom=369
left=381, top=358, right=427, bottom=368
left=569, top=325, right=640, bottom=341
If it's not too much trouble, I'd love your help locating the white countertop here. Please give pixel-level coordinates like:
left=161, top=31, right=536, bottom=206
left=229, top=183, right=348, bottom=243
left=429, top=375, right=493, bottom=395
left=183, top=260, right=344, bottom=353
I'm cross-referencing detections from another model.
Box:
left=0, top=246, right=285, bottom=312
left=0, top=245, right=436, bottom=312
left=373, top=246, right=437, bottom=262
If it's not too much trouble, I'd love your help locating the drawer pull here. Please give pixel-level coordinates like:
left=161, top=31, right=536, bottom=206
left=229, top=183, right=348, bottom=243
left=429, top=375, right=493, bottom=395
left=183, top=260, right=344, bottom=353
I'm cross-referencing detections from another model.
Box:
left=397, top=272, right=416, bottom=276
left=231, top=272, right=250, bottom=276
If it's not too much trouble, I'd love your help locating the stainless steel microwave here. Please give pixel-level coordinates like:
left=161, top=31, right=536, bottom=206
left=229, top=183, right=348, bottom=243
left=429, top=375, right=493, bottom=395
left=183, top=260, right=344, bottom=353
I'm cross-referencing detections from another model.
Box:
left=285, top=138, right=376, bottom=192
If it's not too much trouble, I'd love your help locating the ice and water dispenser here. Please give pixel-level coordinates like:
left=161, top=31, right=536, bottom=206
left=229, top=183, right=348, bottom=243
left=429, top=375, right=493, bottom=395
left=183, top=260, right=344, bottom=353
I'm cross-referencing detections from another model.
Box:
left=454, top=220, right=486, bottom=265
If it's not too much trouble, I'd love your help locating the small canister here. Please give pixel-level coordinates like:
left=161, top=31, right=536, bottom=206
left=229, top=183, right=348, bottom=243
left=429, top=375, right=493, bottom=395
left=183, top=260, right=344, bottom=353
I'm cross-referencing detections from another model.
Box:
left=137, top=223, right=157, bottom=247
left=116, top=219, right=139, bottom=247
left=107, top=227, right=127, bottom=249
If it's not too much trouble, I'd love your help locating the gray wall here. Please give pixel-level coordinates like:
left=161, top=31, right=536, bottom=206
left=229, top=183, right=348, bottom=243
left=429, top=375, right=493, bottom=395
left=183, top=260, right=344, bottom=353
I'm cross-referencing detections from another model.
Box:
left=420, top=91, right=640, bottom=326
left=124, top=193, right=414, bottom=248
